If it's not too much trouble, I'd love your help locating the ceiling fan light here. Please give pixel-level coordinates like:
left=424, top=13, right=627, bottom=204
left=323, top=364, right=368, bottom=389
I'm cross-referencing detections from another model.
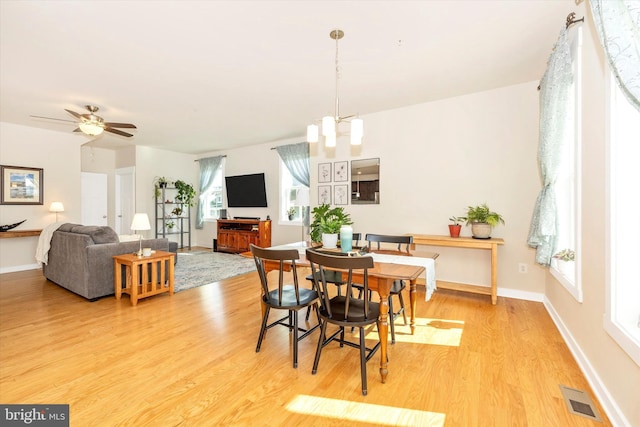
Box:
left=78, top=122, right=104, bottom=136
left=307, top=124, right=319, bottom=143
left=322, top=116, right=336, bottom=137
left=325, top=134, right=336, bottom=148
left=350, top=118, right=363, bottom=145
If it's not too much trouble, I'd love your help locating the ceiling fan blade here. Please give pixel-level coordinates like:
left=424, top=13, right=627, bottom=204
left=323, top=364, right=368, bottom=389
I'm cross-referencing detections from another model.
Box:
left=104, top=122, right=137, bottom=129
left=30, top=115, right=77, bottom=123
left=104, top=127, right=133, bottom=137
left=64, top=109, right=83, bottom=119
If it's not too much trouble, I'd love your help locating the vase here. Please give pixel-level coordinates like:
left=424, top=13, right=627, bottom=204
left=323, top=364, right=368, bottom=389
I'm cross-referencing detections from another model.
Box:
left=471, top=222, right=492, bottom=238
left=322, top=233, right=338, bottom=249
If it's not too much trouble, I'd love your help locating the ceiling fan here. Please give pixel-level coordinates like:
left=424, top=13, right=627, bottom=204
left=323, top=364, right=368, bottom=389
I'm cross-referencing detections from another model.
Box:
left=31, top=105, right=137, bottom=137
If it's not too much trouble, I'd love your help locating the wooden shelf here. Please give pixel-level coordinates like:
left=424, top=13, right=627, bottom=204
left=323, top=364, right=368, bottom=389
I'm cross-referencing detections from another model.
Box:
left=0, top=229, right=42, bottom=238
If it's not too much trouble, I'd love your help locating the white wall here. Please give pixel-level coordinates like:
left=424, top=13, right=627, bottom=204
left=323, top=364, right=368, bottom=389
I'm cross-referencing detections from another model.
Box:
left=0, top=123, right=82, bottom=272
left=542, top=2, right=640, bottom=426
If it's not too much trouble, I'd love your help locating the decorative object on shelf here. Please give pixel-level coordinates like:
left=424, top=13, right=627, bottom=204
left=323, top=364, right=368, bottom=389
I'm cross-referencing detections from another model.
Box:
left=306, top=29, right=363, bottom=147
left=553, top=248, right=575, bottom=277
left=553, top=248, right=575, bottom=262
left=448, top=216, right=465, bottom=238
left=310, top=203, right=353, bottom=247
left=130, top=213, right=151, bottom=256
left=1, top=165, right=43, bottom=205
left=153, top=176, right=169, bottom=198
left=49, top=202, right=64, bottom=222
left=0, top=219, right=26, bottom=232
left=165, top=220, right=175, bottom=230
left=464, top=203, right=505, bottom=239
left=174, top=180, right=196, bottom=207
left=171, top=206, right=183, bottom=217
left=287, top=207, right=296, bottom=220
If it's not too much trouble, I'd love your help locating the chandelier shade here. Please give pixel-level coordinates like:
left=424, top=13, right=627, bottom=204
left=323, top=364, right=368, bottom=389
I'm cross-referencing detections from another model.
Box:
left=307, top=29, right=363, bottom=147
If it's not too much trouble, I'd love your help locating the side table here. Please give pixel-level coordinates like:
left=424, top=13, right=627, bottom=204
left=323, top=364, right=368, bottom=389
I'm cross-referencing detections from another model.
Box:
left=113, top=250, right=175, bottom=306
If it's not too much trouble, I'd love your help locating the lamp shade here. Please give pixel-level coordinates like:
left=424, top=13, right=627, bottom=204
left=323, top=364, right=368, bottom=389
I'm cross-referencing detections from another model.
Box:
left=306, top=124, right=319, bottom=143
left=130, top=213, right=151, bottom=232
left=324, top=134, right=336, bottom=148
left=322, top=116, right=336, bottom=137
left=78, top=122, right=104, bottom=136
left=350, top=118, right=363, bottom=145
left=49, top=202, right=64, bottom=213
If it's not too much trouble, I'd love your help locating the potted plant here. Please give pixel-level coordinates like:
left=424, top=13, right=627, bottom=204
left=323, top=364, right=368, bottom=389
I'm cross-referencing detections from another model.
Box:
left=464, top=203, right=505, bottom=239
left=287, top=207, right=296, bottom=221
left=310, top=204, right=353, bottom=248
left=448, top=216, right=465, bottom=238
left=174, top=180, right=197, bottom=207
left=553, top=248, right=575, bottom=277
left=171, top=206, right=183, bottom=217
left=153, top=176, right=169, bottom=198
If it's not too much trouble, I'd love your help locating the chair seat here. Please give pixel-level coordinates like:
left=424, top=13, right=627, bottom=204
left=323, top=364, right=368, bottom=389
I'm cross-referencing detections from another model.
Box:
left=264, top=286, right=318, bottom=309
left=305, top=270, right=345, bottom=285
left=319, top=296, right=380, bottom=327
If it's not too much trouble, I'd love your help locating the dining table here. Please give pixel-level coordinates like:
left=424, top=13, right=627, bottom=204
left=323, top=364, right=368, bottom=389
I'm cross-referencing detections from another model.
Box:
left=257, top=241, right=437, bottom=384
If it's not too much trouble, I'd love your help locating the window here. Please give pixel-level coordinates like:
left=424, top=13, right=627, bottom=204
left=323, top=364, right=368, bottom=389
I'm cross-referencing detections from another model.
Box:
left=549, top=26, right=582, bottom=301
left=606, top=72, right=640, bottom=366
left=279, top=159, right=307, bottom=225
left=202, top=160, right=224, bottom=220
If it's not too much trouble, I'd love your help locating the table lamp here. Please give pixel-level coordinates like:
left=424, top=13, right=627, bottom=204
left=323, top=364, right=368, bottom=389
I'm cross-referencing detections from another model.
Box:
left=130, top=213, right=151, bottom=256
left=49, top=202, right=64, bottom=222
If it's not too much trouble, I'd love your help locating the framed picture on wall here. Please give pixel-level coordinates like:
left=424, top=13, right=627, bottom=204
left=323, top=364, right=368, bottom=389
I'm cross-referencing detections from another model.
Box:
left=318, top=185, right=331, bottom=205
left=334, top=184, right=349, bottom=205
left=318, top=163, right=332, bottom=183
left=0, top=165, right=44, bottom=205
left=334, top=161, right=348, bottom=182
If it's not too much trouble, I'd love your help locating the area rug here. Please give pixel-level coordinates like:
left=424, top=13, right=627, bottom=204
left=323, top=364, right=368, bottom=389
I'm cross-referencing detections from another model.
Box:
left=173, top=251, right=256, bottom=292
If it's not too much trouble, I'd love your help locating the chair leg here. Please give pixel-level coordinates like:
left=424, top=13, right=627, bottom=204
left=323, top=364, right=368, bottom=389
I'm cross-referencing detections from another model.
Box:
left=305, top=306, right=311, bottom=321
left=389, top=296, right=396, bottom=345
left=397, top=291, right=407, bottom=325
left=312, top=320, right=328, bottom=375
left=359, top=326, right=368, bottom=396
left=256, top=306, right=270, bottom=352
left=292, top=309, right=299, bottom=368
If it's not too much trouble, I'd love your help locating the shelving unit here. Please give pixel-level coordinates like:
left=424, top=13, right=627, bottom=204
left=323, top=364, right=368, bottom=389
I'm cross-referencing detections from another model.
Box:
left=155, top=186, right=191, bottom=249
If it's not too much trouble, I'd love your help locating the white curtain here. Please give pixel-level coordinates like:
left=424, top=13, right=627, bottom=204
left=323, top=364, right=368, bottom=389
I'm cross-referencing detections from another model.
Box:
left=590, top=0, right=640, bottom=112
left=196, top=156, right=224, bottom=229
left=275, top=142, right=310, bottom=227
left=527, top=27, right=574, bottom=266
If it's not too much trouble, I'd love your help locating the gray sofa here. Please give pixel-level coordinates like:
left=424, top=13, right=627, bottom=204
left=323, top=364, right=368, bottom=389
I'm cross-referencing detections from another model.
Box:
left=43, top=223, right=176, bottom=301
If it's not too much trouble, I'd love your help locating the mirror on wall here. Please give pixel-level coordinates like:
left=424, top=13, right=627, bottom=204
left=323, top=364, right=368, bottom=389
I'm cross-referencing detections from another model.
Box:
left=351, top=158, right=380, bottom=204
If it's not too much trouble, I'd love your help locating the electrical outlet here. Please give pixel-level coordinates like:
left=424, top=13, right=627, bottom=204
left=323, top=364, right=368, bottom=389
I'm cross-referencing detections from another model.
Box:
left=518, top=263, right=528, bottom=274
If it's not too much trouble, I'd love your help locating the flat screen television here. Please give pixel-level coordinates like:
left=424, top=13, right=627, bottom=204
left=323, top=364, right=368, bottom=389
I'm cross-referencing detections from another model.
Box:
left=225, top=173, right=268, bottom=208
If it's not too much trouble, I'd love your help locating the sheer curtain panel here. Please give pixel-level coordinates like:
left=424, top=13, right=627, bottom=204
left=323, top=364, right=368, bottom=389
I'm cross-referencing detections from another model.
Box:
left=196, top=156, right=224, bottom=229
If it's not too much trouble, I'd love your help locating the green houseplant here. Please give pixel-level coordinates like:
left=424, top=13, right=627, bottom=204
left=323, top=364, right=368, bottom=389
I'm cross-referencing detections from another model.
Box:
left=464, top=203, right=505, bottom=238
left=310, top=204, right=353, bottom=246
left=174, top=180, right=197, bottom=207
left=448, top=216, right=465, bottom=238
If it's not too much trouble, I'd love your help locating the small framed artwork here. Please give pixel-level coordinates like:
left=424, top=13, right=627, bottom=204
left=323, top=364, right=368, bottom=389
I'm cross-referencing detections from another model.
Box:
left=318, top=185, right=331, bottom=205
left=318, top=163, right=332, bottom=183
left=334, top=184, right=349, bottom=205
left=334, top=161, right=348, bottom=182
left=1, top=165, right=44, bottom=205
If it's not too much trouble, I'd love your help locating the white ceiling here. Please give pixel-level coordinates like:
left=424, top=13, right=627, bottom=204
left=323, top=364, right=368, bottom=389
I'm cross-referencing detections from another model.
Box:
left=0, top=0, right=573, bottom=155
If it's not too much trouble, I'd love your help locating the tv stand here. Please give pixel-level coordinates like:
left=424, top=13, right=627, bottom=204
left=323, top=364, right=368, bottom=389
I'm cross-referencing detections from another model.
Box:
left=217, top=219, right=271, bottom=254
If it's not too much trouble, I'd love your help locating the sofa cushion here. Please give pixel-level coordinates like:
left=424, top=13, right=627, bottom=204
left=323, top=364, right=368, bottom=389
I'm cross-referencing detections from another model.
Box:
left=59, top=224, right=119, bottom=244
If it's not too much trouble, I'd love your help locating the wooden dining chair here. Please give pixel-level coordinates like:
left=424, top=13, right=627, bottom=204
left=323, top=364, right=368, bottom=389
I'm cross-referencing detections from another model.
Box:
left=303, top=233, right=362, bottom=322
left=353, top=234, right=413, bottom=344
left=250, top=244, right=320, bottom=368
left=306, top=248, right=380, bottom=396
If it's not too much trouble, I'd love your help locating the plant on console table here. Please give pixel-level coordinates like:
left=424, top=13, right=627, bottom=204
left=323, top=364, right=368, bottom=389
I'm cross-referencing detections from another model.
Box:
left=464, top=203, right=504, bottom=239
left=448, top=216, right=465, bottom=238
left=310, top=204, right=353, bottom=248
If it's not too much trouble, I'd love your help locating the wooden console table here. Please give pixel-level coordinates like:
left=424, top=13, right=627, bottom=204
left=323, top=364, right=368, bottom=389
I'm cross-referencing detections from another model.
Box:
left=113, top=250, right=175, bottom=306
left=0, top=229, right=42, bottom=238
left=410, top=234, right=504, bottom=304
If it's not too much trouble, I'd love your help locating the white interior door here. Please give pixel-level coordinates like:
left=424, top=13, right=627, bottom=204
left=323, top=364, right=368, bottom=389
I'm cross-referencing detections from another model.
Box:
left=115, top=167, right=135, bottom=234
left=81, top=172, right=108, bottom=226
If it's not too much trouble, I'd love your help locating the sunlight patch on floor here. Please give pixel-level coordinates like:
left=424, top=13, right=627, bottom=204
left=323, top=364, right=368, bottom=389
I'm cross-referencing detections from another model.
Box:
left=356, top=317, right=464, bottom=346
left=286, top=394, right=446, bottom=426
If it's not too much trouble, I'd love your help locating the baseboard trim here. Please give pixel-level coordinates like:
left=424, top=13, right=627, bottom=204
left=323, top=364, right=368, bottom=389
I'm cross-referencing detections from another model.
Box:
left=0, top=263, right=39, bottom=274
left=544, top=296, right=631, bottom=427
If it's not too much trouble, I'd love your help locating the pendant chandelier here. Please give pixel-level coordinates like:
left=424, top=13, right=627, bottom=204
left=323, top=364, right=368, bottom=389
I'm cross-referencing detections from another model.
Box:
left=306, top=29, right=363, bottom=147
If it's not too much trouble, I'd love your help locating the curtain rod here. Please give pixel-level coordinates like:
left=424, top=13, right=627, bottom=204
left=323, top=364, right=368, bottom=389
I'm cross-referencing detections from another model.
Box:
left=566, top=12, right=584, bottom=29
left=194, top=155, right=227, bottom=162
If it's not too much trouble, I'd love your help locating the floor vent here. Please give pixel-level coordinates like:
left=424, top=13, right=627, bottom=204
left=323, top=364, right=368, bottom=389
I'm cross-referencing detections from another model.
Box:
left=559, top=384, right=602, bottom=422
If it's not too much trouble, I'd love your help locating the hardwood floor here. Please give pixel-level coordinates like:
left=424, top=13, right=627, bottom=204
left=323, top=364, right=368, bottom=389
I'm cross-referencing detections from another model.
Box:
left=0, top=266, right=611, bottom=426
